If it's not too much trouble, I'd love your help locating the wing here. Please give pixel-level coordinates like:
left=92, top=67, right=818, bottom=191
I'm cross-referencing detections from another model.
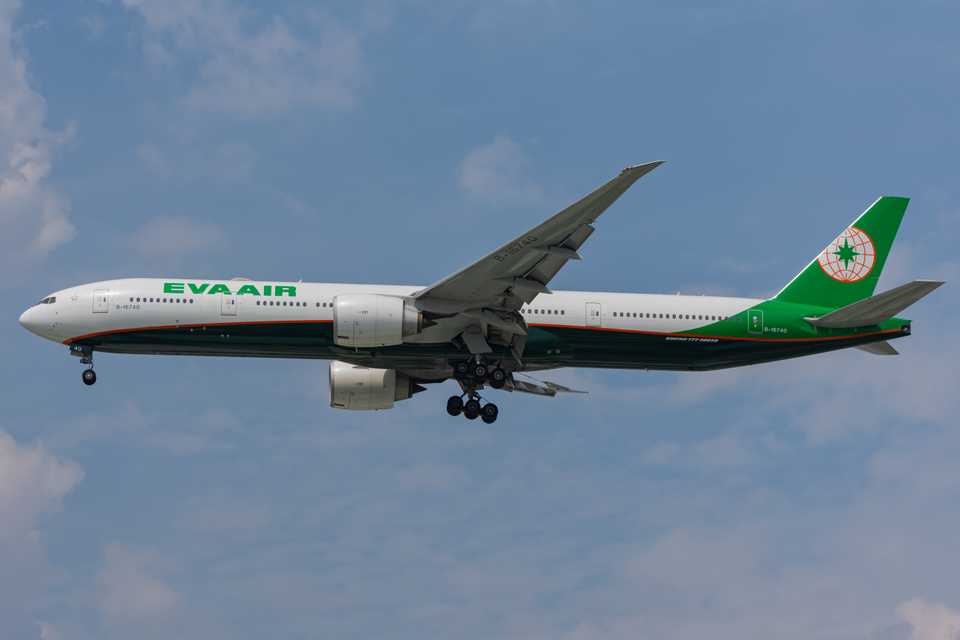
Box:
left=414, top=161, right=664, bottom=313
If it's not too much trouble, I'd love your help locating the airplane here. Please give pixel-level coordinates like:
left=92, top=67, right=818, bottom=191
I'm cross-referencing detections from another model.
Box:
left=19, top=162, right=944, bottom=423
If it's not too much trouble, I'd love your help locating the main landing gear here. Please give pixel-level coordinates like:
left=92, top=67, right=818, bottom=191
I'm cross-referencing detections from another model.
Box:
left=447, top=357, right=507, bottom=423
left=446, top=393, right=499, bottom=424
left=71, top=345, right=97, bottom=386
left=454, top=360, right=507, bottom=389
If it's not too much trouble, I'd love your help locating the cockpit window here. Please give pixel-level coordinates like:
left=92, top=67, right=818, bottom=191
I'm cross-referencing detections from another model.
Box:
left=37, top=296, right=56, bottom=305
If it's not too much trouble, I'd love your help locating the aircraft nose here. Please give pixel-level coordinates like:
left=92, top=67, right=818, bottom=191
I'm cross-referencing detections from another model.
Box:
left=19, top=307, right=39, bottom=334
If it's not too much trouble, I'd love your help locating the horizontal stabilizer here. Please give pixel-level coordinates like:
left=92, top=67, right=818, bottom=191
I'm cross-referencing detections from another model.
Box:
left=806, top=280, right=944, bottom=328
left=856, top=341, right=899, bottom=356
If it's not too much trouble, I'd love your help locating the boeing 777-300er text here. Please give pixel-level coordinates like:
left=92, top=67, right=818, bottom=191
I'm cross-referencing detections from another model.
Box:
left=19, top=162, right=944, bottom=423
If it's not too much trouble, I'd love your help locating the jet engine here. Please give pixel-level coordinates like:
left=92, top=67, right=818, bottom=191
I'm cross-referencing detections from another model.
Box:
left=332, top=294, right=424, bottom=348
left=328, top=360, right=423, bottom=410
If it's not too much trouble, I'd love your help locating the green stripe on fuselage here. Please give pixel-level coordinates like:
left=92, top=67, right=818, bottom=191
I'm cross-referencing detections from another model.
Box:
left=79, top=304, right=909, bottom=371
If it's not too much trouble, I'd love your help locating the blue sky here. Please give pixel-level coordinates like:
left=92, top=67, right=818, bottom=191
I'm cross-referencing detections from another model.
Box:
left=2, top=1, right=959, bottom=638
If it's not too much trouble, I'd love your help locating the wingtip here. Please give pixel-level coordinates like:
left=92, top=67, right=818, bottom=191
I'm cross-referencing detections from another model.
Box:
left=622, top=160, right=665, bottom=174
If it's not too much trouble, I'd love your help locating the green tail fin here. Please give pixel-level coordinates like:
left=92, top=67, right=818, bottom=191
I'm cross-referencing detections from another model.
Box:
left=774, top=196, right=908, bottom=308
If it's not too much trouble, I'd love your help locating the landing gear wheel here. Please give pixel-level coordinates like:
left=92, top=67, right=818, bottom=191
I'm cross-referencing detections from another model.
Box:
left=446, top=395, right=464, bottom=416
left=463, top=398, right=481, bottom=420
left=454, top=361, right=470, bottom=377
left=481, top=403, right=499, bottom=424
left=473, top=363, right=488, bottom=380
left=489, top=368, right=507, bottom=389
left=81, top=369, right=97, bottom=386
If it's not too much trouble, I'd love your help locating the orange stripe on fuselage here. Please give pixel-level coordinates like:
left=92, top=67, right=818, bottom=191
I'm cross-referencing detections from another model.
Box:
left=63, top=319, right=334, bottom=345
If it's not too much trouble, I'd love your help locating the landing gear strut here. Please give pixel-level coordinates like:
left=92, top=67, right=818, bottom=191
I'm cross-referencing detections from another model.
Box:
left=71, top=345, right=97, bottom=386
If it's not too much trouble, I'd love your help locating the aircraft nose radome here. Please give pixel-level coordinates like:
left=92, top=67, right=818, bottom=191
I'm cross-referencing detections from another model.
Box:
left=19, top=308, right=38, bottom=334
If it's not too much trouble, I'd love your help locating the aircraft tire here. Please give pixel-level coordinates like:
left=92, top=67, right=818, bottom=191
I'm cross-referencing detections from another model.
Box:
left=463, top=399, right=481, bottom=420
left=489, top=368, right=506, bottom=389
left=481, top=403, right=498, bottom=424
left=82, top=369, right=97, bottom=386
left=446, top=395, right=464, bottom=416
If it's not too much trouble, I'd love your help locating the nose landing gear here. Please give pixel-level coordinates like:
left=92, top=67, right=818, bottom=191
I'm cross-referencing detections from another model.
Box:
left=70, top=345, right=97, bottom=386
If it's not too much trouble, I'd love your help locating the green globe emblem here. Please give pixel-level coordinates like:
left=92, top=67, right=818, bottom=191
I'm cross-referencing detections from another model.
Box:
left=817, top=226, right=876, bottom=282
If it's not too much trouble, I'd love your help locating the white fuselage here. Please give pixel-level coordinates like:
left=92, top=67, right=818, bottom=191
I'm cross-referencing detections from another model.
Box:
left=19, top=278, right=761, bottom=347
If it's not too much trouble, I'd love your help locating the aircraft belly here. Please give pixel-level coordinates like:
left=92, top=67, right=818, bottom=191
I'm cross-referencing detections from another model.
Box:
left=522, top=326, right=903, bottom=371
left=80, top=321, right=902, bottom=371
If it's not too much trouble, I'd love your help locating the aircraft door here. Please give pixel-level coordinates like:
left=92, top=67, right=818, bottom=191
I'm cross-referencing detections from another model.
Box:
left=92, top=290, right=110, bottom=313
left=586, top=302, right=602, bottom=328
left=220, top=293, right=237, bottom=317
left=748, top=309, right=764, bottom=335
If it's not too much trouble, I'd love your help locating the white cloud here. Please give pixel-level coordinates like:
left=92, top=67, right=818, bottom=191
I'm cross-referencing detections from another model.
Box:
left=458, top=135, right=544, bottom=205
left=128, top=215, right=226, bottom=258
left=97, top=545, right=180, bottom=622
left=0, top=0, right=75, bottom=271
left=0, top=430, right=84, bottom=543
left=898, top=599, right=960, bottom=640
left=0, top=431, right=83, bottom=633
left=122, top=0, right=365, bottom=118
left=38, top=622, right=62, bottom=640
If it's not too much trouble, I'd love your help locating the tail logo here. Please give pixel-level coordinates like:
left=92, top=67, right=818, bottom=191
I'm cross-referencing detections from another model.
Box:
left=817, top=226, right=875, bottom=283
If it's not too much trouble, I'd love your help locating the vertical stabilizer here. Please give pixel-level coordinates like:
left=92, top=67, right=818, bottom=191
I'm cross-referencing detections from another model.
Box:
left=775, top=196, right=908, bottom=308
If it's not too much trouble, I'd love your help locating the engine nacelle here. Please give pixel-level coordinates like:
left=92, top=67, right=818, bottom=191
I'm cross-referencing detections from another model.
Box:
left=328, top=360, right=419, bottom=410
left=332, top=294, right=423, bottom=348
